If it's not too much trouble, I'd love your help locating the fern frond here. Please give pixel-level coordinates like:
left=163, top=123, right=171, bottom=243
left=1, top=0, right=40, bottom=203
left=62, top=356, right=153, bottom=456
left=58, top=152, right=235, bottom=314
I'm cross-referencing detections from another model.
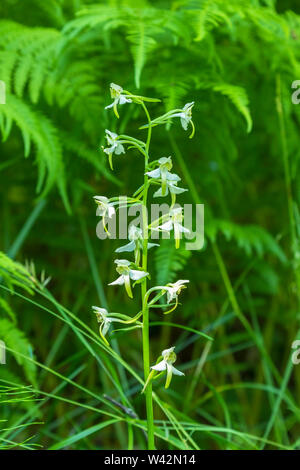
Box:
left=210, top=83, right=252, bottom=133
left=0, top=95, right=68, bottom=205
left=186, top=0, right=233, bottom=41
left=0, top=252, right=35, bottom=294
left=155, top=240, right=191, bottom=286
left=0, top=318, right=37, bottom=386
left=62, top=5, right=124, bottom=39
left=208, top=220, right=287, bottom=262
left=0, top=298, right=16, bottom=324
left=194, top=79, right=252, bottom=133
left=127, top=19, right=157, bottom=89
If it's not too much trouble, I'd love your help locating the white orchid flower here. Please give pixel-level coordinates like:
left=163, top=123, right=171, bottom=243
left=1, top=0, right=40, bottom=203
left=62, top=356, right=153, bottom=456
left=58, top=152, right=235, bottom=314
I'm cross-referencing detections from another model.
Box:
left=109, top=259, right=148, bottom=299
left=151, top=347, right=184, bottom=389
left=105, top=83, right=132, bottom=118
left=140, top=103, right=195, bottom=137
left=146, top=157, right=181, bottom=196
left=94, top=196, right=115, bottom=218
left=94, top=196, right=116, bottom=236
left=116, top=225, right=158, bottom=264
left=103, top=129, right=125, bottom=170
left=92, top=306, right=115, bottom=345
left=153, top=206, right=189, bottom=249
left=164, top=280, right=189, bottom=312
left=93, top=306, right=143, bottom=345
left=93, top=306, right=133, bottom=346
left=169, top=102, right=195, bottom=136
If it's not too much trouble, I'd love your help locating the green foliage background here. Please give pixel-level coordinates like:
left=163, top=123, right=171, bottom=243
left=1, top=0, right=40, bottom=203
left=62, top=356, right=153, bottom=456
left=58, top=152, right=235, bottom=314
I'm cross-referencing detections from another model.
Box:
left=0, top=0, right=300, bottom=450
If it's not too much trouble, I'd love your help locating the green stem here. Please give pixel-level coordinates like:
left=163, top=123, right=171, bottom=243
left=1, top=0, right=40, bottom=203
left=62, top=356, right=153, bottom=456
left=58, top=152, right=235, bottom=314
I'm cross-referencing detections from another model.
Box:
left=141, top=101, right=155, bottom=450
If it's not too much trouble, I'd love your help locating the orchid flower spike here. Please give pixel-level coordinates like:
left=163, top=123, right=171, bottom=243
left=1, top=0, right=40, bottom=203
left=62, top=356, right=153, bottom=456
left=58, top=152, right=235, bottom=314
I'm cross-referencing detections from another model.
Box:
left=103, top=130, right=125, bottom=170
left=169, top=102, right=195, bottom=138
left=94, top=196, right=116, bottom=236
left=116, top=225, right=158, bottom=265
left=109, top=259, right=148, bottom=299
left=146, top=157, right=187, bottom=200
left=105, top=83, right=132, bottom=118
left=153, top=206, right=190, bottom=249
left=151, top=347, right=184, bottom=389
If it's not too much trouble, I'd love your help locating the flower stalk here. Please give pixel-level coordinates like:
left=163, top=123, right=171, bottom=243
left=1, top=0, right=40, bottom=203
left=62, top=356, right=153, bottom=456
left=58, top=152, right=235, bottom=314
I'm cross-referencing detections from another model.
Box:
left=140, top=100, right=155, bottom=449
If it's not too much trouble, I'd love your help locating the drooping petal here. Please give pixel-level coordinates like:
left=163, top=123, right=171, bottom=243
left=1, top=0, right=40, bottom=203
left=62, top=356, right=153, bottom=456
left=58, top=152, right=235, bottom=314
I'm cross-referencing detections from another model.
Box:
left=169, top=184, right=187, bottom=195
left=148, top=242, right=159, bottom=249
left=177, top=223, right=190, bottom=233
left=115, top=241, right=136, bottom=253
left=151, top=360, right=167, bottom=372
left=109, top=275, right=125, bottom=286
left=156, top=220, right=173, bottom=232
left=171, top=365, right=185, bottom=377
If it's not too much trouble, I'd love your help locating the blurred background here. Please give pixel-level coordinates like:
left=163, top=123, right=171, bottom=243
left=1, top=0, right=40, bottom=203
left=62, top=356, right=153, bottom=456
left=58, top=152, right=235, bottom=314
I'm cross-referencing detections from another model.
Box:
left=0, top=0, right=300, bottom=450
